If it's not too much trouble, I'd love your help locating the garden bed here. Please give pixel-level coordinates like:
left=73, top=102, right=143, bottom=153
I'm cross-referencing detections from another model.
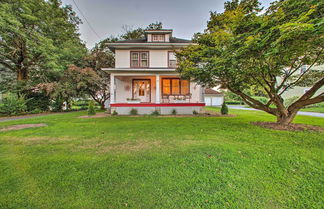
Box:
left=252, top=121, right=324, bottom=132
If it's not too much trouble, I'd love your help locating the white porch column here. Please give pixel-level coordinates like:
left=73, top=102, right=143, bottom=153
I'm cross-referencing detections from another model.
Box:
left=155, top=75, right=160, bottom=104
left=199, top=85, right=204, bottom=103
left=110, top=73, right=115, bottom=104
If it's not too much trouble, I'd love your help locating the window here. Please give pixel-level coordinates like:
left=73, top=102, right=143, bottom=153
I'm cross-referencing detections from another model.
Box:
left=180, top=80, right=189, bottom=95
left=168, top=51, right=177, bottom=68
left=162, top=78, right=190, bottom=95
left=130, top=51, right=149, bottom=67
left=152, top=34, right=165, bottom=42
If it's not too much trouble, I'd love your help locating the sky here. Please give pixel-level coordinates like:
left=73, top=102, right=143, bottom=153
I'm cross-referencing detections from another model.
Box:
left=61, top=0, right=274, bottom=49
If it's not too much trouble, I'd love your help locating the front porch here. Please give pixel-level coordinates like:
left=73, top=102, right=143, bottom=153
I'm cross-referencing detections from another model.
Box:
left=110, top=73, right=205, bottom=114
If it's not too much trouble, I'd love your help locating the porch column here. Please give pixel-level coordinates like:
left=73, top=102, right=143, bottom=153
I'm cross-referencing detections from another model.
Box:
left=110, top=74, right=115, bottom=104
left=199, top=85, right=204, bottom=103
left=156, top=75, right=160, bottom=104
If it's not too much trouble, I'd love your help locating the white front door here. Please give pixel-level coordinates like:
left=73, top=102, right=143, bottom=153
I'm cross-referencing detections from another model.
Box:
left=133, top=80, right=151, bottom=102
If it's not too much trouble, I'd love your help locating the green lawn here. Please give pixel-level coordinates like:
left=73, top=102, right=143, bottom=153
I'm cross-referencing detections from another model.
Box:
left=0, top=109, right=323, bottom=208
left=301, top=106, right=324, bottom=113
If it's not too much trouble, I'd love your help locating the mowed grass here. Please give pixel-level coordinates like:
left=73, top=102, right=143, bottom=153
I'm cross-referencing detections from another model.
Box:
left=301, top=106, right=324, bottom=113
left=0, top=108, right=323, bottom=209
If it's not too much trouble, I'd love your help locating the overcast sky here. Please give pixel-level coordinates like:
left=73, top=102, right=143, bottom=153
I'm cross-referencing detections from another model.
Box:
left=61, top=0, right=274, bottom=48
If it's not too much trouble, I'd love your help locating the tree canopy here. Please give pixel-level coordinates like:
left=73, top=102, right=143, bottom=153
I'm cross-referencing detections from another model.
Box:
left=0, top=0, right=87, bottom=81
left=177, top=0, right=324, bottom=124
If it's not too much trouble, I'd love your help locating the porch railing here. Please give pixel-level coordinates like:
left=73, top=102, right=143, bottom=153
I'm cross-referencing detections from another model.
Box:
left=162, top=94, right=192, bottom=103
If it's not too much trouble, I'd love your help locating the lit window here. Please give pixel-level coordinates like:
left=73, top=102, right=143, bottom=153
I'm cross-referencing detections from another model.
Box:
left=162, top=79, right=171, bottom=95
left=162, top=78, right=190, bottom=95
left=171, top=79, right=180, bottom=94
left=180, top=80, right=189, bottom=95
left=130, top=52, right=149, bottom=67
left=168, top=52, right=177, bottom=68
left=152, top=34, right=165, bottom=42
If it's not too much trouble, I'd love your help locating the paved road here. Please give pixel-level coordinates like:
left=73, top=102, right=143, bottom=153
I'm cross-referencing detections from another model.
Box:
left=228, top=105, right=324, bottom=118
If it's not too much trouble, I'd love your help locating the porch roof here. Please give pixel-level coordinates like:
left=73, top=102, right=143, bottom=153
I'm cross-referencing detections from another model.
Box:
left=111, top=103, right=205, bottom=107
left=102, top=68, right=177, bottom=73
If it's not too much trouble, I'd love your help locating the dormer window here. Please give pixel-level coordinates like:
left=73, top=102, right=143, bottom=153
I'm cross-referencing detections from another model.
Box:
left=152, top=34, right=165, bottom=42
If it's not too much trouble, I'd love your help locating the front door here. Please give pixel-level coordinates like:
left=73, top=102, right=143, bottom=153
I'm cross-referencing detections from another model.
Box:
left=133, top=79, right=151, bottom=102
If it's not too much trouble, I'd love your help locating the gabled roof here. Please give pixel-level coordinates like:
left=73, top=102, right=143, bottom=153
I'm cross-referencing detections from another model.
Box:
left=112, top=37, right=192, bottom=44
left=107, top=37, right=193, bottom=52
left=204, top=88, right=223, bottom=95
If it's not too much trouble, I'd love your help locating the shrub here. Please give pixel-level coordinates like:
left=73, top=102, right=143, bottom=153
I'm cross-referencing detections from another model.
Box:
left=50, top=97, right=64, bottom=112
left=221, top=102, right=229, bottom=115
left=171, top=109, right=177, bottom=115
left=252, top=96, right=268, bottom=104
left=25, top=92, right=50, bottom=111
left=151, top=110, right=160, bottom=116
left=130, top=108, right=138, bottom=115
left=88, top=101, right=96, bottom=115
left=193, top=110, right=198, bottom=115
left=112, top=110, right=118, bottom=116
left=225, top=101, right=243, bottom=105
left=0, top=94, right=27, bottom=116
left=29, top=108, right=42, bottom=114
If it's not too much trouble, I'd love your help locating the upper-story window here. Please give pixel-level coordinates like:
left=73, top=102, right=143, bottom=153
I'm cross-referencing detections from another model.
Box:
left=152, top=34, right=165, bottom=42
left=130, top=51, right=149, bottom=68
left=168, top=51, right=177, bottom=68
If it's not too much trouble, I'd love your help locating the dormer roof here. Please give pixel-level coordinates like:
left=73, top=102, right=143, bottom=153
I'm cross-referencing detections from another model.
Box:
left=144, top=29, right=173, bottom=35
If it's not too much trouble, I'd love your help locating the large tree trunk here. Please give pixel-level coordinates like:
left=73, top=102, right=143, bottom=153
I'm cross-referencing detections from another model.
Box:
left=17, top=68, right=28, bottom=81
left=276, top=111, right=298, bottom=125
left=100, top=102, right=105, bottom=110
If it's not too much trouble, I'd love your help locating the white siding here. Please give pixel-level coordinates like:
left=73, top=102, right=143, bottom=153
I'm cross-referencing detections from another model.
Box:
left=115, top=50, right=130, bottom=68
left=115, top=49, right=171, bottom=68
left=150, top=50, right=168, bottom=68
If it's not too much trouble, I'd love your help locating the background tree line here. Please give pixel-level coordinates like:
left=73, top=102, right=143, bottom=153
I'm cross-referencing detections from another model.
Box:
left=0, top=0, right=162, bottom=115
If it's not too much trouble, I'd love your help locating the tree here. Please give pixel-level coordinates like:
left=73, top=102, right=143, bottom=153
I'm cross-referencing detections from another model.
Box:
left=0, top=0, right=87, bottom=81
left=84, top=38, right=117, bottom=109
left=120, top=22, right=163, bottom=40
left=177, top=0, right=324, bottom=125
left=0, top=64, right=15, bottom=94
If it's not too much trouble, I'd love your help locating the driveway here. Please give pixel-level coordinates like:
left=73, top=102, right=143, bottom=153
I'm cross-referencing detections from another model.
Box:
left=228, top=105, right=324, bottom=118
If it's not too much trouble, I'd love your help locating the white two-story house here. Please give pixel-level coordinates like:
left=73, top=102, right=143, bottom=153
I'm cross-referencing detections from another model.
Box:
left=103, top=29, right=205, bottom=115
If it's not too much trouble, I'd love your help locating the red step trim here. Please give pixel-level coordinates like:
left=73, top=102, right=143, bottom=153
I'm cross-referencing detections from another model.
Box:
left=111, top=103, right=205, bottom=107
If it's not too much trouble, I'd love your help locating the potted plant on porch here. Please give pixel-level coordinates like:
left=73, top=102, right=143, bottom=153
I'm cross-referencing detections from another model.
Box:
left=126, top=98, right=141, bottom=104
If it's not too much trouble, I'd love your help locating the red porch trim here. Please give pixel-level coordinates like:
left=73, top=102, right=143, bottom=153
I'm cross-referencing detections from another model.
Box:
left=111, top=103, right=205, bottom=107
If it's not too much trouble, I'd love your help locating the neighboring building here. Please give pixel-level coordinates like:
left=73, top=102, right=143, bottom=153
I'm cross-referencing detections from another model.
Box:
left=103, top=29, right=205, bottom=115
left=204, top=88, right=224, bottom=106
left=280, top=65, right=324, bottom=100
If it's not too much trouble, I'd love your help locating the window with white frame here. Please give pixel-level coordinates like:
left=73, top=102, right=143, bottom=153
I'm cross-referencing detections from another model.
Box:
left=152, top=34, right=165, bottom=42
left=130, top=51, right=149, bottom=67
left=168, top=51, right=177, bottom=68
